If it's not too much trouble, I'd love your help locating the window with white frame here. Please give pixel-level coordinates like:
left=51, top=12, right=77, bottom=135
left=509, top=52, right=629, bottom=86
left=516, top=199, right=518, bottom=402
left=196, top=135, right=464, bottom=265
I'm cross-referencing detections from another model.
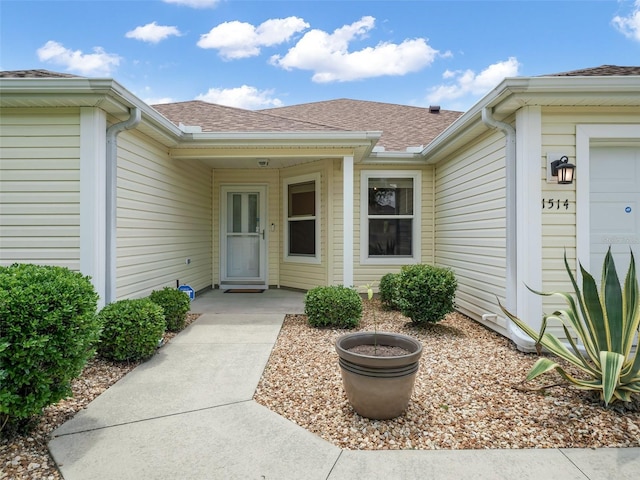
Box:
left=284, top=173, right=320, bottom=262
left=361, top=171, right=421, bottom=264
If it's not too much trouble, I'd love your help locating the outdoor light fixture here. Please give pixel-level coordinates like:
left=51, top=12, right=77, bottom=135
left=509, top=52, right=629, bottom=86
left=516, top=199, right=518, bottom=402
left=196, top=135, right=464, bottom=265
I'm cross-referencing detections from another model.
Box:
left=548, top=155, right=575, bottom=185
left=257, top=158, right=269, bottom=168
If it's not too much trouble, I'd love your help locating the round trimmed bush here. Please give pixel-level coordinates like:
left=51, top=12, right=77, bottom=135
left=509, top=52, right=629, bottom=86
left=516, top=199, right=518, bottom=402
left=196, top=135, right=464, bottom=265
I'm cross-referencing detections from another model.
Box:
left=0, top=263, right=100, bottom=431
left=97, top=298, right=165, bottom=361
left=304, top=285, right=362, bottom=328
left=397, top=264, right=457, bottom=325
left=379, top=272, right=401, bottom=310
left=149, top=287, right=191, bottom=332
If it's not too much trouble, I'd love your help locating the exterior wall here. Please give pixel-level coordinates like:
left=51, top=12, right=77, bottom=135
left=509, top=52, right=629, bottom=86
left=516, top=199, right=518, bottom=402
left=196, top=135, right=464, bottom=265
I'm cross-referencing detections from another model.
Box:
left=279, top=160, right=329, bottom=290
left=353, top=164, right=435, bottom=289
left=434, top=130, right=508, bottom=332
left=212, top=168, right=280, bottom=287
left=540, top=107, right=640, bottom=315
left=0, top=108, right=81, bottom=270
left=115, top=129, right=213, bottom=299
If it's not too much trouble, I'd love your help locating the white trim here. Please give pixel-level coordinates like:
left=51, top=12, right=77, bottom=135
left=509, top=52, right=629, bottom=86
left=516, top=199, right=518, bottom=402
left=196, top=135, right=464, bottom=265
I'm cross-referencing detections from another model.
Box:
left=343, top=156, right=354, bottom=285
left=359, top=170, right=422, bottom=266
left=515, top=107, right=542, bottom=329
left=79, top=107, right=107, bottom=308
left=220, top=185, right=268, bottom=284
left=576, top=124, right=640, bottom=272
left=283, top=173, right=321, bottom=264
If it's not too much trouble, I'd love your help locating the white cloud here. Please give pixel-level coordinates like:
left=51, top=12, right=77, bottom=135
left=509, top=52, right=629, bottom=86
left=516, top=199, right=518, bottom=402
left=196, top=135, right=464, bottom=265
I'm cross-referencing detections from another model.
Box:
left=163, top=0, right=219, bottom=8
left=612, top=0, right=640, bottom=41
left=36, top=40, right=121, bottom=76
left=426, top=57, right=521, bottom=105
left=270, top=16, right=439, bottom=83
left=195, top=85, right=283, bottom=109
left=126, top=22, right=182, bottom=44
left=146, top=97, right=176, bottom=105
left=197, top=17, right=309, bottom=59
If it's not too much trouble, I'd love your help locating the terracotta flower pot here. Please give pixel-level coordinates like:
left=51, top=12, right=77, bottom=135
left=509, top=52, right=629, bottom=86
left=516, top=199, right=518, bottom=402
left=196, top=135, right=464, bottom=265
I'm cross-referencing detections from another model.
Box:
left=335, top=331, right=423, bottom=420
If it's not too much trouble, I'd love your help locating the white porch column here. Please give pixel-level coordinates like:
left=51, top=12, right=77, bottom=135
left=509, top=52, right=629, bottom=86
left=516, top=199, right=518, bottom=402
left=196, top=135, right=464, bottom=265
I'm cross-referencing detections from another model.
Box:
left=79, top=107, right=107, bottom=308
left=515, top=106, right=543, bottom=330
left=343, top=155, right=354, bottom=286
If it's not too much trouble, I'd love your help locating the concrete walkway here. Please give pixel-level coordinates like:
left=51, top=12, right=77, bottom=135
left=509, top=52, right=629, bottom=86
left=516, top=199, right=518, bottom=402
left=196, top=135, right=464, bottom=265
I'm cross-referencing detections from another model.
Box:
left=49, top=289, right=639, bottom=479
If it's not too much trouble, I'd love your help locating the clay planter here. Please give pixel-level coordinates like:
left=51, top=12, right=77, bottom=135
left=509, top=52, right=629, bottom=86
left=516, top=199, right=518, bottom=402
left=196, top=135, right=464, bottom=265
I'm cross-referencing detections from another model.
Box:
left=335, top=331, right=423, bottom=420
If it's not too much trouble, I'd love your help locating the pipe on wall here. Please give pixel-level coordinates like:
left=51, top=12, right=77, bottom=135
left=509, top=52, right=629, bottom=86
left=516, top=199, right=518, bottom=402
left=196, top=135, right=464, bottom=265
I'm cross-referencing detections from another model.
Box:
left=105, top=108, right=141, bottom=304
left=481, top=107, right=535, bottom=351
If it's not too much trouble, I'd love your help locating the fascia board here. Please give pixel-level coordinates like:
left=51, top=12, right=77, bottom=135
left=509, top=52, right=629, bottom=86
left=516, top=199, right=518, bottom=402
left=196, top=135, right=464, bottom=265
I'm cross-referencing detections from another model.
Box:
left=184, top=130, right=382, bottom=142
left=421, top=76, right=640, bottom=163
left=0, top=77, right=184, bottom=143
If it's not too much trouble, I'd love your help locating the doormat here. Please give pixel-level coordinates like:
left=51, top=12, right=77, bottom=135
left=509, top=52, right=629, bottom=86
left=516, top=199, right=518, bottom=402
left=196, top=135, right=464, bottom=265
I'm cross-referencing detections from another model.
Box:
left=224, top=289, right=264, bottom=293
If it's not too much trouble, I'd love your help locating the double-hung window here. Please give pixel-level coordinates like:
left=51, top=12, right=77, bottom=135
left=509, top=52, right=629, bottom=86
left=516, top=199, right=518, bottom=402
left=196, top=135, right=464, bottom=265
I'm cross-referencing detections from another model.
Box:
left=284, top=173, right=320, bottom=263
left=361, top=171, right=421, bottom=264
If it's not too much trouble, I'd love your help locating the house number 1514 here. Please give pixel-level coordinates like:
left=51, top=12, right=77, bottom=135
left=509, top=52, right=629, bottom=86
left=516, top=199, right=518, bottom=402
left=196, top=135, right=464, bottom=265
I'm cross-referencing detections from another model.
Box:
left=542, top=198, right=570, bottom=210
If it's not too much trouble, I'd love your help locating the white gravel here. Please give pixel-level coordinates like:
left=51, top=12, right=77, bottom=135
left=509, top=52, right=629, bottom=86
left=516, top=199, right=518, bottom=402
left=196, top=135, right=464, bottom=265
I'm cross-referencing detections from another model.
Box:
left=254, top=301, right=640, bottom=450
left=3, top=307, right=638, bottom=479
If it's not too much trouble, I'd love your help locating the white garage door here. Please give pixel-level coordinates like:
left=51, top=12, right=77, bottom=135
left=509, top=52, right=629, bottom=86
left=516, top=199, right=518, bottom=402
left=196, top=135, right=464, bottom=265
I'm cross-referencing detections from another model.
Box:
left=590, top=146, right=640, bottom=280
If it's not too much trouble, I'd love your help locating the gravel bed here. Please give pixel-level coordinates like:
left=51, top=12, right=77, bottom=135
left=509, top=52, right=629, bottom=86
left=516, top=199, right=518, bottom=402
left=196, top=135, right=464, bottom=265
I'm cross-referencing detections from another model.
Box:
left=0, top=314, right=200, bottom=480
left=254, top=301, right=640, bottom=450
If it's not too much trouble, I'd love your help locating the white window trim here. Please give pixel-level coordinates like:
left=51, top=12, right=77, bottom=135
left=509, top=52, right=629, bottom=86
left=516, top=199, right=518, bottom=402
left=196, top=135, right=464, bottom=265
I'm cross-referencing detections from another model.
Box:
left=360, top=170, right=421, bottom=265
left=283, top=172, right=321, bottom=264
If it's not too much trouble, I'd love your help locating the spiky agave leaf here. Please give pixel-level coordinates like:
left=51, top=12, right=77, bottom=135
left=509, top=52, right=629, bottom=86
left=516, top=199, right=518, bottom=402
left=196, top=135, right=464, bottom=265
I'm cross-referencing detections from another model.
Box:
left=499, top=248, right=640, bottom=405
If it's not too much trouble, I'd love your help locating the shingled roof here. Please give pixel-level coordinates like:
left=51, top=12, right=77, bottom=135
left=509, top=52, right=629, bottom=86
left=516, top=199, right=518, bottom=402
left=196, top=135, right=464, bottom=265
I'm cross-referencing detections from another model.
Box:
left=153, top=99, right=463, bottom=152
left=261, top=99, right=463, bottom=152
left=0, top=69, right=81, bottom=78
left=543, top=65, right=640, bottom=76
left=152, top=100, right=348, bottom=133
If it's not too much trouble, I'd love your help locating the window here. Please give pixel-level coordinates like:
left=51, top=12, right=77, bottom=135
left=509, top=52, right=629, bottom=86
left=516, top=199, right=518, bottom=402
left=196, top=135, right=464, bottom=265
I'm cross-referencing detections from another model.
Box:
left=361, top=171, right=421, bottom=264
left=284, top=174, right=320, bottom=262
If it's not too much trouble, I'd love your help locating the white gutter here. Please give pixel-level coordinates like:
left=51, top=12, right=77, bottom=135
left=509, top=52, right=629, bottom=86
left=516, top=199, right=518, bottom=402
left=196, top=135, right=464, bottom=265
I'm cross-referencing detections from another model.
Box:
left=105, top=108, right=141, bottom=304
left=481, top=107, right=535, bottom=351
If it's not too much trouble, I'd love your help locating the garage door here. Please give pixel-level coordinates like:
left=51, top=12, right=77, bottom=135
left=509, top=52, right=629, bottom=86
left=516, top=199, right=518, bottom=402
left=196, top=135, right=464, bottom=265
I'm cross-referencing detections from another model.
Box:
left=590, top=146, right=640, bottom=280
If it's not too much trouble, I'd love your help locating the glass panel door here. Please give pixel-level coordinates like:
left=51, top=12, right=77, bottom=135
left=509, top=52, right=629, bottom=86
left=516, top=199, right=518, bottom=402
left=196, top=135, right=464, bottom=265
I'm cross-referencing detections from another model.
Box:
left=220, top=187, right=266, bottom=283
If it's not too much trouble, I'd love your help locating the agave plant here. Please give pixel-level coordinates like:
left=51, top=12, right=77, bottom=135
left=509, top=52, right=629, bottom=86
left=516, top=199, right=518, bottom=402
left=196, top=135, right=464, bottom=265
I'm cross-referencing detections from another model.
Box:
left=499, top=248, right=640, bottom=405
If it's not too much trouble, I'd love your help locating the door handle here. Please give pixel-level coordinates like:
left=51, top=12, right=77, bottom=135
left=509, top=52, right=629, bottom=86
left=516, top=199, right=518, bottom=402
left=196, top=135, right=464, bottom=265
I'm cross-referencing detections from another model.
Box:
left=262, top=229, right=265, bottom=239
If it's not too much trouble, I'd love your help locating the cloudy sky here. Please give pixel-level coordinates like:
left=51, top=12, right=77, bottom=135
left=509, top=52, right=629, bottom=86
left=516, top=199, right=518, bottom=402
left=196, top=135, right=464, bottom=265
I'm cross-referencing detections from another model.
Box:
left=1, top=0, right=639, bottom=111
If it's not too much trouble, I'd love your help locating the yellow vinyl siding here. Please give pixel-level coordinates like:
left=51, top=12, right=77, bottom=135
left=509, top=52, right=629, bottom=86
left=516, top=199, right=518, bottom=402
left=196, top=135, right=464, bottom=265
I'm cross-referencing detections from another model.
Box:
left=435, top=130, right=507, bottom=323
left=213, top=169, right=280, bottom=287
left=0, top=108, right=81, bottom=269
left=540, top=107, right=640, bottom=332
left=279, top=160, right=329, bottom=290
left=330, top=159, right=343, bottom=285
left=116, top=129, right=212, bottom=299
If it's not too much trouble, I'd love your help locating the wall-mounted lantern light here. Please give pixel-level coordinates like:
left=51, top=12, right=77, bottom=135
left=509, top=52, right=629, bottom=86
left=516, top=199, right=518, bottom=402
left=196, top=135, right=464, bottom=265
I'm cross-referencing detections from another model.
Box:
left=547, top=154, right=575, bottom=185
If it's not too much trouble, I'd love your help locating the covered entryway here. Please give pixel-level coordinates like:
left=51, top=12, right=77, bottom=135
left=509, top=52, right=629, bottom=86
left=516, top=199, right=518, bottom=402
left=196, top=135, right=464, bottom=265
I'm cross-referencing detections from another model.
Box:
left=220, top=185, right=268, bottom=290
left=590, top=145, right=640, bottom=277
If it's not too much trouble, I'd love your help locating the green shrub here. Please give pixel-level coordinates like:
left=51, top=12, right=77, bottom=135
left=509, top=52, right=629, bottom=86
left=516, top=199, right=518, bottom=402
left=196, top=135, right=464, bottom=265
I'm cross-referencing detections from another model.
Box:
left=0, top=264, right=100, bottom=431
left=149, top=287, right=191, bottom=332
left=379, top=272, right=401, bottom=310
left=397, top=264, right=457, bottom=325
left=500, top=248, right=640, bottom=406
left=304, top=285, right=362, bottom=328
left=97, top=298, right=165, bottom=362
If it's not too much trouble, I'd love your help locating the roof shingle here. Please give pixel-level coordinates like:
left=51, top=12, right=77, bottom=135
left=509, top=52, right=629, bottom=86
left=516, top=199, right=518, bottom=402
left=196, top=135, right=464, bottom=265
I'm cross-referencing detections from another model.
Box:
left=0, top=69, right=82, bottom=78
left=261, top=99, right=463, bottom=152
left=543, top=65, right=640, bottom=77
left=152, top=100, right=348, bottom=134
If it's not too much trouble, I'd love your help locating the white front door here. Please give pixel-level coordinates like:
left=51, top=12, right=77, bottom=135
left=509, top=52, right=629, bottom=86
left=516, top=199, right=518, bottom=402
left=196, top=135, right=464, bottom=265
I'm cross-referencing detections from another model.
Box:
left=220, top=186, right=267, bottom=289
left=590, top=146, right=640, bottom=279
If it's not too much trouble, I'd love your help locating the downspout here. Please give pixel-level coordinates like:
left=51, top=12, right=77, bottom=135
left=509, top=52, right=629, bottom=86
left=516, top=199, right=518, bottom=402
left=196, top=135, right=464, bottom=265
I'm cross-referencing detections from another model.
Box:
left=481, top=107, right=535, bottom=350
left=105, top=108, right=141, bottom=304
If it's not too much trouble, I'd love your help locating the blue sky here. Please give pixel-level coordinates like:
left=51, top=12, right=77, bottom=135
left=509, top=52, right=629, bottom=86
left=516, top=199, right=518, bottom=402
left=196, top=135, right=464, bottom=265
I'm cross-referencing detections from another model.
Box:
left=1, top=0, right=639, bottom=111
